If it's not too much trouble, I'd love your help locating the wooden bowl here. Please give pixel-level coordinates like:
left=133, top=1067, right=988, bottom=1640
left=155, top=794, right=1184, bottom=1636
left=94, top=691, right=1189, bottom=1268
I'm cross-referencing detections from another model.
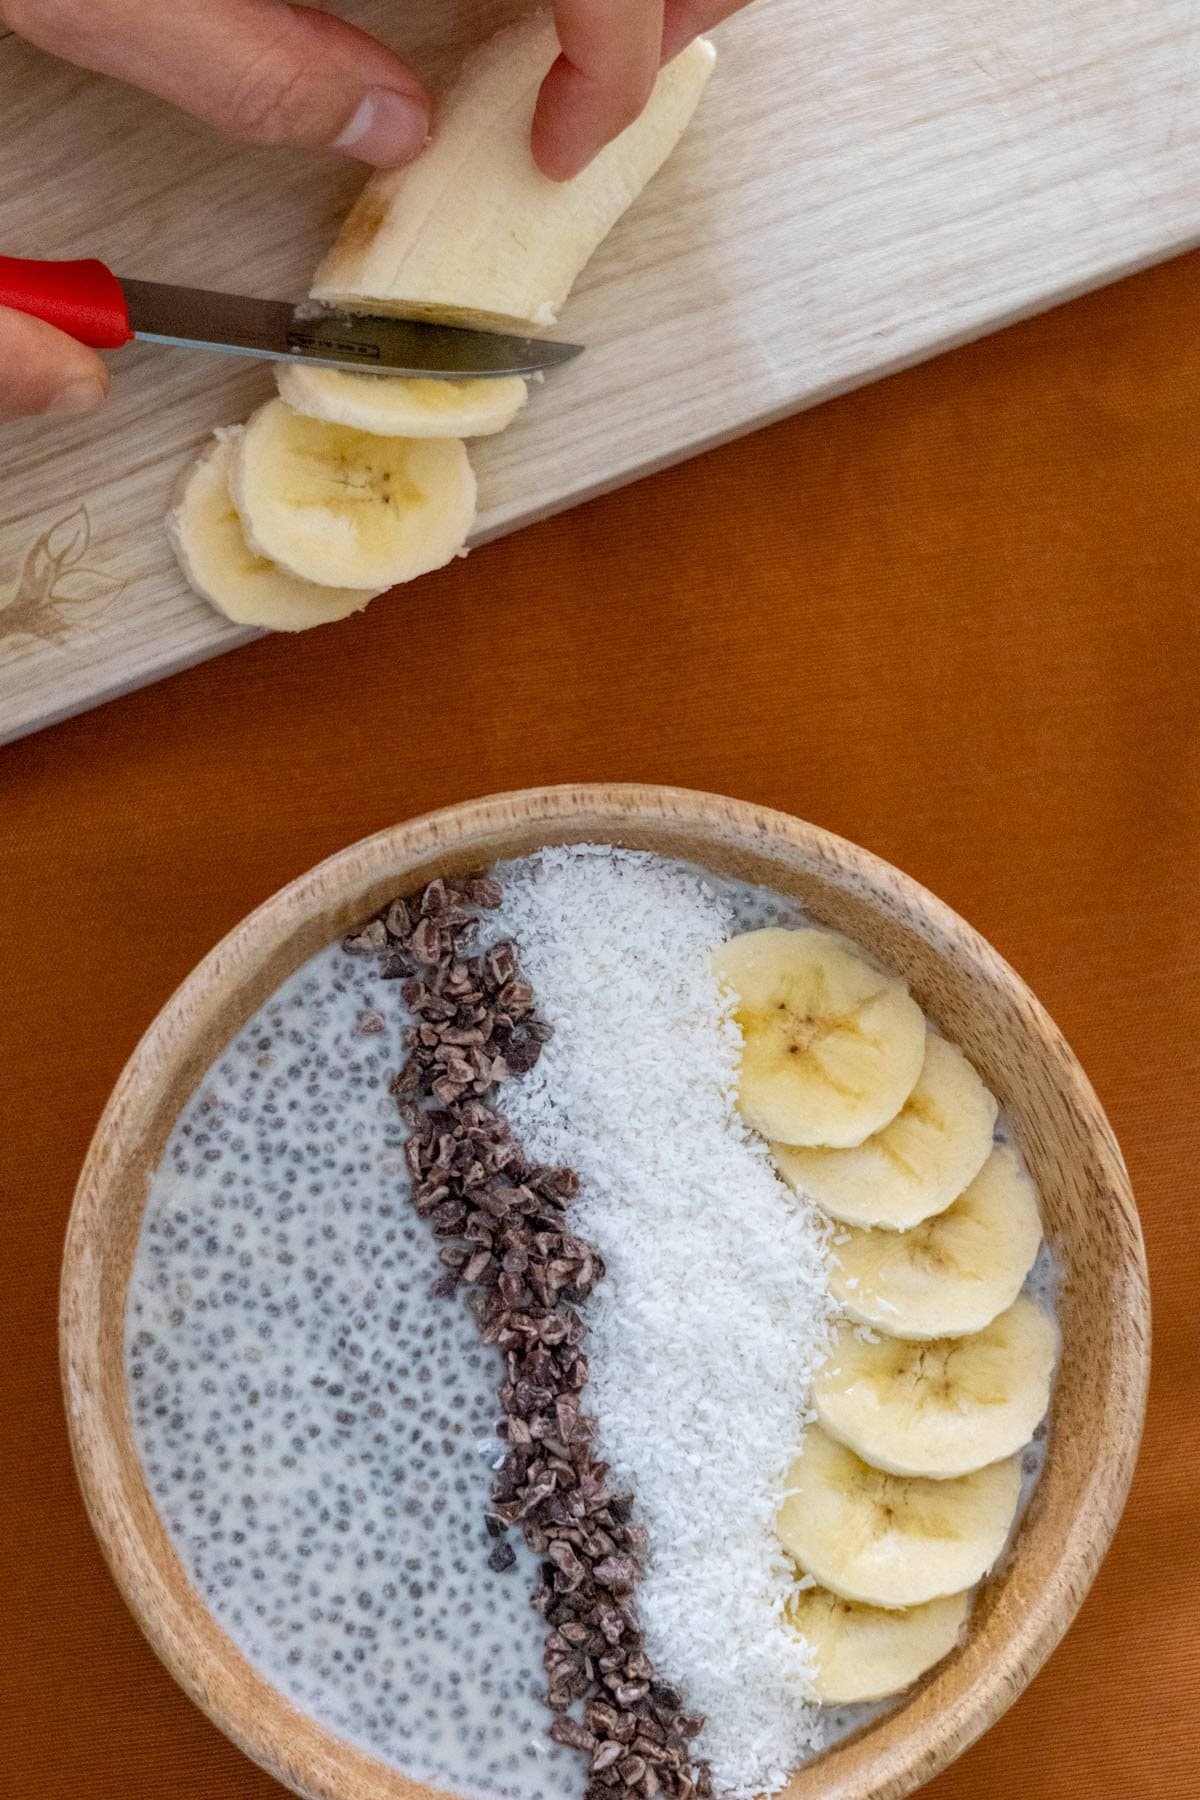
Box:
left=60, top=784, right=1149, bottom=1800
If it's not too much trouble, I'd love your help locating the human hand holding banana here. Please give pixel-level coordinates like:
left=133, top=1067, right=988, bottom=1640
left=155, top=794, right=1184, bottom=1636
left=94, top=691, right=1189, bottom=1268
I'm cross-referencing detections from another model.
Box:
left=0, top=0, right=747, bottom=420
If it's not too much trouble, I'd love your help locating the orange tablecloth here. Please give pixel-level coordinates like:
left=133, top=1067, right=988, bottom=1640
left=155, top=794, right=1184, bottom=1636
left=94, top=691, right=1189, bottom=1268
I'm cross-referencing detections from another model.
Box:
left=3, top=251, right=1199, bottom=1800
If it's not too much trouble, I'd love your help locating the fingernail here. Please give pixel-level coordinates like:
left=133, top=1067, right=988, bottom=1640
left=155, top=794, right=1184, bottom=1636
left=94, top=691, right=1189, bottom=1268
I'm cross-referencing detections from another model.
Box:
left=333, top=88, right=429, bottom=166
left=48, top=376, right=108, bottom=415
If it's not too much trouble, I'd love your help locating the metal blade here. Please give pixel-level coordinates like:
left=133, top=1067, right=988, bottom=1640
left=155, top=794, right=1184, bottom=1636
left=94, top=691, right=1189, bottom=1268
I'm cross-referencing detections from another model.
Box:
left=120, top=278, right=583, bottom=378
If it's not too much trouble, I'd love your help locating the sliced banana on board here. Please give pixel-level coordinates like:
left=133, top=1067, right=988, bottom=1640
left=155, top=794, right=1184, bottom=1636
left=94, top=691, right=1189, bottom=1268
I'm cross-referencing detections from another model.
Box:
left=777, top=1426, right=1022, bottom=1609
left=712, top=928, right=926, bottom=1149
left=167, top=435, right=383, bottom=630
left=773, top=1033, right=998, bottom=1230
left=275, top=364, right=528, bottom=439
left=785, top=1585, right=969, bottom=1704
left=813, top=1299, right=1057, bottom=1480
left=312, top=17, right=716, bottom=331
left=231, top=399, right=476, bottom=590
left=171, top=20, right=714, bottom=624
left=830, top=1145, right=1043, bottom=1339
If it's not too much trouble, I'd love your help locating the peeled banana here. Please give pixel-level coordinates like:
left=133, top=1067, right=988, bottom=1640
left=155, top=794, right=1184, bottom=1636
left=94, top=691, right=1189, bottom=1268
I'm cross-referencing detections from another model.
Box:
left=777, top=1426, right=1022, bottom=1609
left=231, top=398, right=476, bottom=590
left=830, top=1145, right=1043, bottom=1339
left=275, top=364, right=528, bottom=438
left=167, top=435, right=383, bottom=629
left=813, top=1299, right=1057, bottom=1479
left=785, top=1584, right=969, bottom=1703
left=712, top=928, right=926, bottom=1148
left=773, top=1033, right=998, bottom=1230
left=312, top=16, right=716, bottom=331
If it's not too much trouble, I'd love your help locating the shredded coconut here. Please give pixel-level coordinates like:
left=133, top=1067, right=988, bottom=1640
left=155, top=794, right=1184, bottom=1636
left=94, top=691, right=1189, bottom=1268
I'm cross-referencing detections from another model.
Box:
left=494, top=847, right=836, bottom=1797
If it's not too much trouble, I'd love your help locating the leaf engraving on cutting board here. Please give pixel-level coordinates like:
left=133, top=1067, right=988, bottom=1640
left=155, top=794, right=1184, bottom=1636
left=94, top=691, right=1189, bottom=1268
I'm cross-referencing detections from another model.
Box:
left=0, top=506, right=126, bottom=650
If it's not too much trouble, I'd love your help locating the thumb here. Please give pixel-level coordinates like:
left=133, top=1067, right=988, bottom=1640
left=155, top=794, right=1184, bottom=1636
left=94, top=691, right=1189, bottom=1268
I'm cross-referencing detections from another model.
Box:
left=0, top=306, right=109, bottom=420
left=4, top=0, right=431, bottom=167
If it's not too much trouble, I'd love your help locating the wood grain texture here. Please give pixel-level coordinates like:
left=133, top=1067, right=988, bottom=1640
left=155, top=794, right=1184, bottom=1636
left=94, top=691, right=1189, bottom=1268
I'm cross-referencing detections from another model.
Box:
left=59, top=785, right=1149, bottom=1800
left=3, top=0, right=1200, bottom=743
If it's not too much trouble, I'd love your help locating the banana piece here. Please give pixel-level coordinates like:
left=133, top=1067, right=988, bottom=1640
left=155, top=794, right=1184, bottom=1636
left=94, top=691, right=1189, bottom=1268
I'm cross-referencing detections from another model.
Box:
left=167, top=434, right=383, bottom=629
left=231, top=399, right=476, bottom=590
left=830, top=1146, right=1043, bottom=1339
left=813, top=1299, right=1057, bottom=1479
left=712, top=928, right=926, bottom=1148
left=773, top=1032, right=997, bottom=1228
left=785, top=1585, right=969, bottom=1704
left=275, top=364, right=528, bottom=439
left=312, top=17, right=716, bottom=331
left=777, top=1426, right=1022, bottom=1608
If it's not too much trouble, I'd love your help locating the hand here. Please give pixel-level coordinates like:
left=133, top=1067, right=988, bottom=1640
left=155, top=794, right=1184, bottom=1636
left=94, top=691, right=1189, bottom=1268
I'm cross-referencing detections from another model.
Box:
left=0, top=304, right=109, bottom=420
left=535, top=0, right=747, bottom=179
left=0, top=0, right=748, bottom=419
left=2, top=0, right=750, bottom=175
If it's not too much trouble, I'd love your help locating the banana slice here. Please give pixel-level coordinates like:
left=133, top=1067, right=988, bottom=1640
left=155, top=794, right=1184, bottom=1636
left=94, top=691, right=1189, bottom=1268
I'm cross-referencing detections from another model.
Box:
left=814, top=1299, right=1057, bottom=1480
left=830, top=1146, right=1043, bottom=1338
left=777, top=1427, right=1022, bottom=1608
left=773, top=1033, right=997, bottom=1229
left=275, top=364, right=528, bottom=439
left=167, top=434, right=383, bottom=629
left=712, top=928, right=926, bottom=1148
left=231, top=399, right=476, bottom=590
left=785, top=1585, right=969, bottom=1703
left=312, top=17, right=716, bottom=331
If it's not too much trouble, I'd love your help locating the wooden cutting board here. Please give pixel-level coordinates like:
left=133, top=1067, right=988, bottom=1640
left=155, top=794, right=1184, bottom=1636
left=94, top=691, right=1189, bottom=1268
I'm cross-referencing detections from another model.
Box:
left=2, top=0, right=1198, bottom=745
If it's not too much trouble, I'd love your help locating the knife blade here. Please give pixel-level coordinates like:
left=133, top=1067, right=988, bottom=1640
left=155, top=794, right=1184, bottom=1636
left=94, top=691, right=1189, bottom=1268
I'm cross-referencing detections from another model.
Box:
left=0, top=256, right=583, bottom=379
left=122, top=280, right=583, bottom=378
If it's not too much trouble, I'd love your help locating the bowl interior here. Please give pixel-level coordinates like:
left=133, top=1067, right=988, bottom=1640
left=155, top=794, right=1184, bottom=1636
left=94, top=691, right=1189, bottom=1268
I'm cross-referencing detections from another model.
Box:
left=60, top=784, right=1149, bottom=1800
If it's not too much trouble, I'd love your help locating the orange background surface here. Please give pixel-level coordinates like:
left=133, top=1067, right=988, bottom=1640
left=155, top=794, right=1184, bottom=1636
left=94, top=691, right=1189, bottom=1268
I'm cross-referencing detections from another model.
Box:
left=3, top=250, right=1199, bottom=1799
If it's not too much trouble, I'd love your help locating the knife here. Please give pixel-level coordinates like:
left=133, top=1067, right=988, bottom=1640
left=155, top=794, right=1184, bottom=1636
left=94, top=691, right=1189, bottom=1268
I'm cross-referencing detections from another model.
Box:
left=0, top=255, right=583, bottom=379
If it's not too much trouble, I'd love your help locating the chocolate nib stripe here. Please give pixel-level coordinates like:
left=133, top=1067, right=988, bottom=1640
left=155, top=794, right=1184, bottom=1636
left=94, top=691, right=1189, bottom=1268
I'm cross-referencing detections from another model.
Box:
left=344, top=877, right=710, bottom=1800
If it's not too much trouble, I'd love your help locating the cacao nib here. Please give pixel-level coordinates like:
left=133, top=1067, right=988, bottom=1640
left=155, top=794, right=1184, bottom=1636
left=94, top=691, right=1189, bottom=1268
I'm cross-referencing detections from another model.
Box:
left=343, top=871, right=708, bottom=1800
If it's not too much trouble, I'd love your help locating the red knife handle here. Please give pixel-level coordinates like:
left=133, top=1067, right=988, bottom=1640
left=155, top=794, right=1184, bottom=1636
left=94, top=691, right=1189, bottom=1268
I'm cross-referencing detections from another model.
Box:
left=0, top=255, right=133, bottom=349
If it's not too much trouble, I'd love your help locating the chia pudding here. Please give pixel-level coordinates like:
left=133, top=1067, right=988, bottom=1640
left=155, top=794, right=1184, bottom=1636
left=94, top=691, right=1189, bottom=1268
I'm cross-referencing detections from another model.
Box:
left=126, top=847, right=1057, bottom=1800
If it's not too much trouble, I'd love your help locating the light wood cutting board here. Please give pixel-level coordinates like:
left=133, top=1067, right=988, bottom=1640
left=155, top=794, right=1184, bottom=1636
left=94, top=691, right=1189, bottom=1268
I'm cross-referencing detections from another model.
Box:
left=2, top=0, right=1198, bottom=745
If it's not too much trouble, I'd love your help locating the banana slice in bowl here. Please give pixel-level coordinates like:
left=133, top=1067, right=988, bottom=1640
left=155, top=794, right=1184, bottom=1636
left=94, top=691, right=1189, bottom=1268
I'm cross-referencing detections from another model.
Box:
left=829, top=1145, right=1043, bottom=1338
left=231, top=399, right=476, bottom=591
left=773, top=1033, right=997, bottom=1229
left=168, top=436, right=384, bottom=630
left=785, top=1585, right=970, bottom=1704
left=812, top=1299, right=1058, bottom=1479
left=777, top=1426, right=1023, bottom=1608
left=712, top=927, right=926, bottom=1148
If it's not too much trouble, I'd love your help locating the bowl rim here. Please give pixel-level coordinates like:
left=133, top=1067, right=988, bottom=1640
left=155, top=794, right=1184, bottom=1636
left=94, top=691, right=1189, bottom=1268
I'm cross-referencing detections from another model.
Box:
left=59, top=781, right=1151, bottom=1800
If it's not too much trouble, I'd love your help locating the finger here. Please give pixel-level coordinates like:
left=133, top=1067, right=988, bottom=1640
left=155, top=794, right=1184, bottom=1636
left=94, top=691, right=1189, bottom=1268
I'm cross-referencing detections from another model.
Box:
left=0, top=306, right=109, bottom=420
left=661, top=0, right=744, bottom=62
left=2, top=0, right=430, bottom=167
left=533, top=0, right=664, bottom=181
